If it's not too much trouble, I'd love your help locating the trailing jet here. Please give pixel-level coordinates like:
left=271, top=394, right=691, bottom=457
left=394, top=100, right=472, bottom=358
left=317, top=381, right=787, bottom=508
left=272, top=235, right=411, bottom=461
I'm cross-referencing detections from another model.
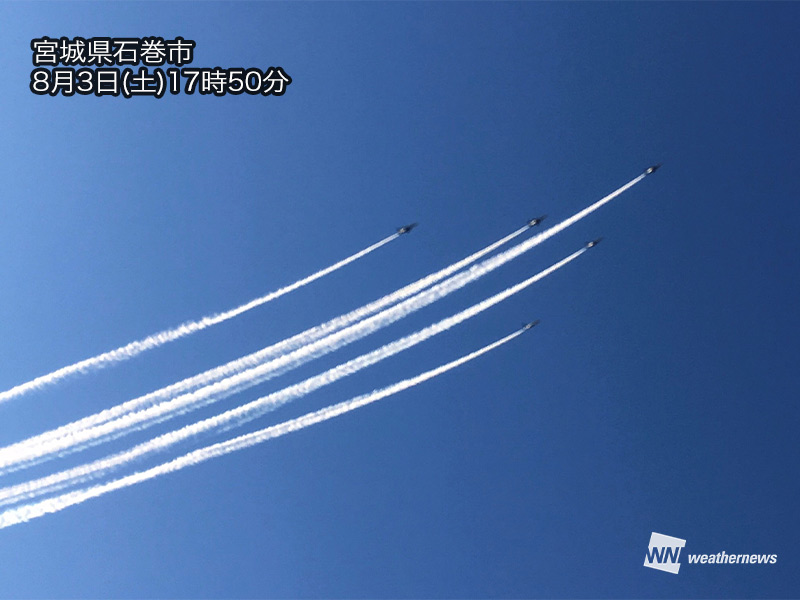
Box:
left=397, top=223, right=418, bottom=234
left=644, top=164, right=662, bottom=175
left=527, top=215, right=547, bottom=227
left=522, top=319, right=541, bottom=331
left=585, top=238, right=603, bottom=248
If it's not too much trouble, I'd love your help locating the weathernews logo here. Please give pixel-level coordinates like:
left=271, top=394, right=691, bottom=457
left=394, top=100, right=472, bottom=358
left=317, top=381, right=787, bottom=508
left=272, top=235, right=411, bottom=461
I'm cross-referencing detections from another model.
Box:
left=643, top=532, right=778, bottom=575
left=644, top=532, right=686, bottom=574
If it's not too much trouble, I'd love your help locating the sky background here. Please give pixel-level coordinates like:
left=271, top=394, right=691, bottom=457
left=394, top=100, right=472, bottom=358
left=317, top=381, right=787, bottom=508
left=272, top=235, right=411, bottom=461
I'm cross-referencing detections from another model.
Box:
left=0, top=2, right=799, bottom=598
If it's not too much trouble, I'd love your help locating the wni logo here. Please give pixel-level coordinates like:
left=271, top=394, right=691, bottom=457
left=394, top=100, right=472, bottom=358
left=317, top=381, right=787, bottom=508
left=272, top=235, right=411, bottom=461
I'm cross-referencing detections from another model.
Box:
left=644, top=532, right=686, bottom=574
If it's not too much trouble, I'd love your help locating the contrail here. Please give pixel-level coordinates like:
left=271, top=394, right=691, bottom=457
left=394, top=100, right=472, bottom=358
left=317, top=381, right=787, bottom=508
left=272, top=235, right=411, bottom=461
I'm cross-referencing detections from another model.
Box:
left=0, top=171, right=643, bottom=471
left=0, top=327, right=525, bottom=528
left=0, top=233, right=400, bottom=406
left=0, top=226, right=580, bottom=472
left=0, top=249, right=584, bottom=506
left=0, top=225, right=530, bottom=466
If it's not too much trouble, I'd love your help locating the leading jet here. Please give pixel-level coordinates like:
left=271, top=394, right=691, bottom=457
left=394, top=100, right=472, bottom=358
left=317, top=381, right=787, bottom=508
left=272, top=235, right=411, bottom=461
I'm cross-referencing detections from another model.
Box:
left=644, top=164, right=662, bottom=175
left=522, top=319, right=541, bottom=331
left=585, top=238, right=603, bottom=248
left=527, top=215, right=547, bottom=227
left=397, top=223, right=418, bottom=235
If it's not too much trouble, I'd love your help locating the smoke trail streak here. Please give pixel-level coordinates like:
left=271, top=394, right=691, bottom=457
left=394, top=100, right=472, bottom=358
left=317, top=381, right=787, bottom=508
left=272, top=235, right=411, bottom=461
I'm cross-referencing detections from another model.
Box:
left=0, top=221, right=583, bottom=474
left=0, top=234, right=400, bottom=406
left=1, top=171, right=642, bottom=471
left=0, top=329, right=524, bottom=528
left=0, top=226, right=530, bottom=465
left=0, top=250, right=583, bottom=506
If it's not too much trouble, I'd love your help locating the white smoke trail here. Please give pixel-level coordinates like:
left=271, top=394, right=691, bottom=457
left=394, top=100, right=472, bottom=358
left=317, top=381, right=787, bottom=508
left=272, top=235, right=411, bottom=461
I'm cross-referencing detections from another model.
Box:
left=0, top=171, right=642, bottom=471
left=0, top=225, right=530, bottom=466
left=0, top=328, right=525, bottom=528
left=0, top=250, right=584, bottom=506
left=0, top=234, right=400, bottom=406
left=0, top=222, right=581, bottom=473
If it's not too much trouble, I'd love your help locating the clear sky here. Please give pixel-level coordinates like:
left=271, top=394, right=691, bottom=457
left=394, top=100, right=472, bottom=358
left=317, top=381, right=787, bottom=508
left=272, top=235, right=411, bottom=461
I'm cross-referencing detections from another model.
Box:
left=0, top=2, right=798, bottom=598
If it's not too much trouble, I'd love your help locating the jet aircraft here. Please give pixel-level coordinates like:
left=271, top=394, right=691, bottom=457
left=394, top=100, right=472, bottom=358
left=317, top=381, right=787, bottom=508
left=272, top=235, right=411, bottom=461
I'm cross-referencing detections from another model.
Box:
left=397, top=223, right=418, bottom=234
left=527, top=215, right=547, bottom=227
left=585, top=238, right=603, bottom=248
left=644, top=164, right=662, bottom=175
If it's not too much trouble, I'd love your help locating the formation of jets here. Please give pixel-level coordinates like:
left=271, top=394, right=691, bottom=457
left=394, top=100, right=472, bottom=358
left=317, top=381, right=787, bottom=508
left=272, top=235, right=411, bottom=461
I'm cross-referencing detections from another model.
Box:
left=396, top=163, right=659, bottom=325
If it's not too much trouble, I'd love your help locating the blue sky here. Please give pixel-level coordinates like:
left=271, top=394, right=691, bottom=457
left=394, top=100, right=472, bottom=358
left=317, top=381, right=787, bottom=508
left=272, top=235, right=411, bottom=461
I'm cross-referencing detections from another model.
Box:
left=0, top=2, right=798, bottom=597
